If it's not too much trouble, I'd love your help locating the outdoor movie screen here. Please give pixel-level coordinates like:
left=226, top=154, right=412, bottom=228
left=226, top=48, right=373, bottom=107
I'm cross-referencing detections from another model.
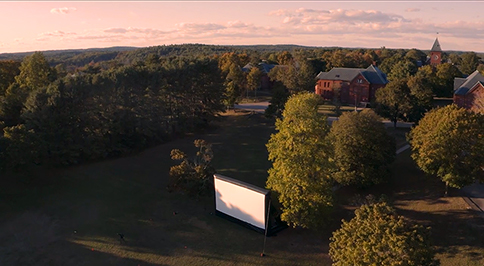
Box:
left=214, top=174, right=269, bottom=230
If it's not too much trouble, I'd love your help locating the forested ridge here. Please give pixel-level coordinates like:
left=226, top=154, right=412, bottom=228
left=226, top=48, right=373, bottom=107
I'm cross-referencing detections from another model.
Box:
left=1, top=43, right=483, bottom=172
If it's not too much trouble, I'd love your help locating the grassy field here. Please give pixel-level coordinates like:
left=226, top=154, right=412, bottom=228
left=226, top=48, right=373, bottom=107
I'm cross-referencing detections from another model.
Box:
left=317, top=104, right=356, bottom=117
left=0, top=111, right=483, bottom=265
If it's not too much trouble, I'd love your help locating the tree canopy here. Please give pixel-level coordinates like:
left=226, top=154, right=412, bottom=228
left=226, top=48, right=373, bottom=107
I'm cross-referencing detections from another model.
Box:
left=329, top=110, right=396, bottom=187
left=376, top=78, right=413, bottom=127
left=1, top=54, right=225, bottom=171
left=266, top=92, right=333, bottom=229
left=408, top=105, right=484, bottom=193
left=15, top=52, right=54, bottom=90
left=330, top=202, right=439, bottom=266
left=169, top=139, right=215, bottom=196
left=459, top=52, right=480, bottom=75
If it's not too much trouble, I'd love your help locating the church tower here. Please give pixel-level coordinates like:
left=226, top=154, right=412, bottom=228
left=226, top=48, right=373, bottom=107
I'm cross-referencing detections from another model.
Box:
left=430, top=38, right=442, bottom=66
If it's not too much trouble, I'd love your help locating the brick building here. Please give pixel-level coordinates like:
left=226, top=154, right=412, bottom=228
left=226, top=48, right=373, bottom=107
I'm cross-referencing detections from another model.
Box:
left=315, top=65, right=388, bottom=104
left=454, top=70, right=484, bottom=111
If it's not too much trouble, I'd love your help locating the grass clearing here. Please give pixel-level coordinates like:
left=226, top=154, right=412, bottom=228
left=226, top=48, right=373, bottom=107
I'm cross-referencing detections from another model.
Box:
left=317, top=104, right=355, bottom=117
left=0, top=111, right=482, bottom=265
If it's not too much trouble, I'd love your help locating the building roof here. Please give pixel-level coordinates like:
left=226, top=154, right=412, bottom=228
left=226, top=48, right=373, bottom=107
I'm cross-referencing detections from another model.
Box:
left=454, top=70, right=484, bottom=95
left=259, top=62, right=276, bottom=74
left=431, top=38, right=442, bottom=52
left=242, top=63, right=253, bottom=73
left=242, top=62, right=276, bottom=74
left=316, top=65, right=388, bottom=85
left=364, top=65, right=388, bottom=84
left=454, top=78, right=467, bottom=90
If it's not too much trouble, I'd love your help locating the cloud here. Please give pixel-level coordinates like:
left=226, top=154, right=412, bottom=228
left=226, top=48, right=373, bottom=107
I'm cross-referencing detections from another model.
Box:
left=27, top=8, right=484, bottom=52
left=50, top=7, right=77, bottom=14
left=405, top=8, right=421, bottom=12
left=104, top=28, right=128, bottom=34
left=176, top=22, right=226, bottom=32
left=38, top=30, right=76, bottom=37
left=273, top=8, right=408, bottom=26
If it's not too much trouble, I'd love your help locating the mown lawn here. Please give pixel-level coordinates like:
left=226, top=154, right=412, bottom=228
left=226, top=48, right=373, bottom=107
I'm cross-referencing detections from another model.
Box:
left=317, top=103, right=356, bottom=117
left=0, top=111, right=482, bottom=265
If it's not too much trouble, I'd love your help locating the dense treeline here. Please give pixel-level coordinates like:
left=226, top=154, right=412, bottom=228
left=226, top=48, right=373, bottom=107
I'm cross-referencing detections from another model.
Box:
left=0, top=52, right=224, bottom=170
left=2, top=44, right=482, bottom=81
left=1, top=44, right=483, bottom=172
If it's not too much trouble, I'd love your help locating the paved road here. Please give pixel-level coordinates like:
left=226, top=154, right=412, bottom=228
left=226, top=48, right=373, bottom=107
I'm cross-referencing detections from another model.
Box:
left=234, top=102, right=269, bottom=113
left=462, top=183, right=484, bottom=213
left=235, top=102, right=414, bottom=128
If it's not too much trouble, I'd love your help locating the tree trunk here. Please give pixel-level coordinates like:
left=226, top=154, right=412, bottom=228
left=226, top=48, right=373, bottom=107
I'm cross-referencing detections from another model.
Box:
left=444, top=181, right=449, bottom=197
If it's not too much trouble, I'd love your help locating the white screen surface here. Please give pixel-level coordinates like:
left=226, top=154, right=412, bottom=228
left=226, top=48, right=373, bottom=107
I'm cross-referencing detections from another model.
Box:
left=214, top=175, right=267, bottom=229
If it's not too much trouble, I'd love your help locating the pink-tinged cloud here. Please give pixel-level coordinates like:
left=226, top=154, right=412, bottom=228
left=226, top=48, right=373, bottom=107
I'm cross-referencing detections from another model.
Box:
left=405, top=8, right=421, bottom=12
left=176, top=22, right=226, bottom=32
left=104, top=28, right=128, bottom=34
left=50, top=7, right=77, bottom=14
left=274, top=8, right=408, bottom=25
left=39, top=30, right=77, bottom=37
left=23, top=8, right=484, bottom=52
left=103, top=27, right=171, bottom=35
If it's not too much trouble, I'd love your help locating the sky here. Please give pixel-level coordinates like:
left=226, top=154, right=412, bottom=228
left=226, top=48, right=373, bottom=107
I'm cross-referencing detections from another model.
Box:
left=1, top=1, right=483, bottom=53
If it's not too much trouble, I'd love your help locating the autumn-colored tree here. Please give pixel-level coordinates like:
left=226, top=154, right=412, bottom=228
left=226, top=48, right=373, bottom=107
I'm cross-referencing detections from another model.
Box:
left=329, top=110, right=396, bottom=187
left=277, top=51, right=293, bottom=65
left=266, top=92, right=333, bottom=228
left=408, top=105, right=484, bottom=194
left=169, top=139, right=215, bottom=196
left=330, top=202, right=439, bottom=266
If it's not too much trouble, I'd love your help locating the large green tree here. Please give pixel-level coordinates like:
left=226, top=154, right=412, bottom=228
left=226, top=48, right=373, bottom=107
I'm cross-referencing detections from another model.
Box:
left=408, top=105, right=484, bottom=194
left=330, top=202, right=439, bottom=266
left=219, top=53, right=247, bottom=108
left=15, top=52, right=54, bottom=90
left=376, top=78, right=413, bottom=127
left=0, top=60, right=21, bottom=95
left=329, top=110, right=396, bottom=187
left=0, top=83, right=29, bottom=126
left=266, top=92, right=333, bottom=229
left=435, top=63, right=462, bottom=97
left=387, top=59, right=417, bottom=81
left=246, top=66, right=262, bottom=98
left=459, top=52, right=480, bottom=75
left=407, top=75, right=435, bottom=122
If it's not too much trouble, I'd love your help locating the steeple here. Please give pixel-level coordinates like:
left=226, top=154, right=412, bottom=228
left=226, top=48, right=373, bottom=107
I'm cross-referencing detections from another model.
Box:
left=429, top=37, right=442, bottom=66
left=431, top=38, right=442, bottom=52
